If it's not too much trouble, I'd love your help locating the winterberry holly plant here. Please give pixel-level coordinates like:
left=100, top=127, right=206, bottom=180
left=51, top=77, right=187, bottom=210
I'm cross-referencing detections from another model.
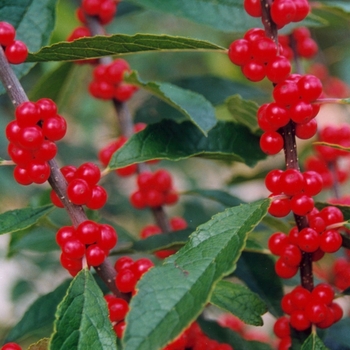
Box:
left=2, top=0, right=350, bottom=349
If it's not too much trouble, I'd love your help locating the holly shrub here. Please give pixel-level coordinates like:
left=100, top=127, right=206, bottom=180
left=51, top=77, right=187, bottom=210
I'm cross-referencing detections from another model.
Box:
left=1, top=0, right=350, bottom=349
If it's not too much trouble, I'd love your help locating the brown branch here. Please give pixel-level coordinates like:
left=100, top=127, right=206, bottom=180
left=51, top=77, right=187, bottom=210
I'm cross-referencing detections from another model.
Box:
left=0, top=41, right=129, bottom=299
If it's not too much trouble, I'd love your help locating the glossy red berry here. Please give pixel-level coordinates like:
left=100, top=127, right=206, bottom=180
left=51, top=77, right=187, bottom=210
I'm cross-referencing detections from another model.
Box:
left=280, top=244, right=302, bottom=267
left=130, top=190, right=147, bottom=209
left=290, top=286, right=311, bottom=310
left=108, top=297, right=129, bottom=322
left=295, top=119, right=318, bottom=140
left=17, top=125, right=44, bottom=150
left=115, top=269, right=138, bottom=293
left=320, top=229, right=342, bottom=253
left=0, top=21, right=16, bottom=46
left=265, top=169, right=283, bottom=193
left=242, top=60, right=266, bottom=82
left=228, top=39, right=251, bottom=66
left=268, top=232, right=289, bottom=255
left=33, top=140, right=57, bottom=161
left=41, top=115, right=67, bottom=141
left=8, top=143, right=32, bottom=166
left=305, top=300, right=328, bottom=324
left=15, top=101, right=41, bottom=127
left=106, top=59, right=130, bottom=84
left=86, top=244, right=106, bottom=266
left=81, top=0, right=101, bottom=15
left=5, top=40, right=28, bottom=64
left=170, top=217, right=188, bottom=231
left=271, top=0, right=296, bottom=28
left=114, top=321, right=126, bottom=338
left=56, top=226, right=76, bottom=248
left=243, top=0, right=262, bottom=17
left=75, top=162, right=101, bottom=186
left=290, top=310, right=310, bottom=331
left=319, top=206, right=344, bottom=226
left=132, top=258, right=154, bottom=279
left=290, top=194, right=314, bottom=216
left=273, top=316, right=290, bottom=338
left=67, top=178, right=92, bottom=205
left=280, top=169, right=304, bottom=196
left=27, top=160, right=51, bottom=184
left=62, top=239, right=85, bottom=260
left=297, top=75, right=323, bottom=102
left=114, top=256, right=134, bottom=272
left=114, top=84, right=137, bottom=102
left=76, top=220, right=101, bottom=245
left=36, top=98, right=57, bottom=119
left=13, top=166, right=32, bottom=185
left=266, top=56, right=291, bottom=83
left=275, top=258, right=298, bottom=278
left=1, top=342, right=22, bottom=350
left=297, top=227, right=320, bottom=253
left=268, top=196, right=291, bottom=217
left=97, top=224, right=118, bottom=251
left=86, top=185, right=107, bottom=210
left=260, top=131, right=284, bottom=155
left=265, top=103, right=289, bottom=129
left=140, top=224, right=162, bottom=239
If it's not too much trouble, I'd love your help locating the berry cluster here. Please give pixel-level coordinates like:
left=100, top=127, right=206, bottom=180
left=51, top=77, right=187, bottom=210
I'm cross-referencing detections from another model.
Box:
left=78, top=0, right=118, bottom=25
left=50, top=162, right=107, bottom=209
left=57, top=221, right=118, bottom=276
left=277, top=284, right=342, bottom=334
left=130, top=169, right=179, bottom=209
left=244, top=0, right=309, bottom=29
left=6, top=99, right=66, bottom=185
left=269, top=206, right=344, bottom=278
left=266, top=169, right=322, bottom=218
left=259, top=74, right=322, bottom=154
left=304, top=125, right=350, bottom=189
left=279, top=27, right=318, bottom=61
left=89, top=59, right=138, bottom=102
left=162, top=322, right=233, bottom=350
left=0, top=344, right=21, bottom=350
left=0, top=21, right=28, bottom=64
left=140, top=216, right=188, bottom=259
left=228, top=28, right=291, bottom=83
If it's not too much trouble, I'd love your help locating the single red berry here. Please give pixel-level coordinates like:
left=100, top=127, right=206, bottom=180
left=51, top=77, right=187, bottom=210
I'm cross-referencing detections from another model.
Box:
left=250, top=37, right=278, bottom=63
left=315, top=307, right=335, bottom=329
left=295, top=119, right=318, bottom=140
left=308, top=215, right=326, bottom=234
left=5, top=120, right=21, bottom=144
left=114, top=256, right=134, bottom=272
left=265, top=103, right=289, bottom=129
left=114, top=321, right=126, bottom=338
left=97, top=224, right=118, bottom=251
left=75, top=162, right=101, bottom=186
left=152, top=169, right=173, bottom=192
left=5, top=40, right=28, bottom=64
left=273, top=316, right=290, bottom=339
left=265, top=169, right=283, bottom=193
left=137, top=171, right=154, bottom=191
left=243, top=0, right=262, bottom=17
left=76, top=220, right=101, bottom=245
left=62, top=238, right=85, bottom=260
left=281, top=293, right=294, bottom=315
left=67, top=178, right=92, bottom=205
left=228, top=39, right=251, bottom=66
left=241, top=60, right=266, bottom=82
left=319, top=206, right=344, bottom=226
left=288, top=226, right=299, bottom=245
left=280, top=244, right=302, bottom=267
left=145, top=189, right=164, bottom=208
left=279, top=169, right=304, bottom=196
left=13, top=166, right=32, bottom=185
left=115, top=269, right=138, bottom=293
left=273, top=81, right=300, bottom=106
left=114, top=84, right=137, bottom=102
left=329, top=302, right=343, bottom=323
left=278, top=337, right=292, bottom=350
left=86, top=185, right=107, bottom=210
left=290, top=286, right=311, bottom=310
left=15, top=101, right=41, bottom=127
left=0, top=21, right=16, bottom=46
left=268, top=195, right=291, bottom=217
left=60, top=253, right=82, bottom=271
left=89, top=80, right=114, bottom=99
left=131, top=258, right=154, bottom=279
left=81, top=0, right=101, bottom=15
left=268, top=232, right=289, bottom=255
left=93, top=64, right=108, bottom=81
left=32, top=140, right=57, bottom=161
left=297, top=227, right=320, bottom=253
left=163, top=190, right=179, bottom=206
left=257, top=103, right=274, bottom=132
left=98, top=0, right=117, bottom=24
left=297, top=38, right=318, bottom=58
left=266, top=56, right=291, bottom=83
left=305, top=300, right=328, bottom=324
left=271, top=0, right=296, bottom=28
left=320, top=229, right=342, bottom=253
left=27, top=160, right=51, bottom=184
left=170, top=217, right=187, bottom=231
left=116, top=164, right=138, bottom=177
left=140, top=224, right=162, bottom=239
left=275, top=258, right=298, bottom=278
left=290, top=194, right=314, bottom=216
left=41, top=115, right=67, bottom=141
left=293, top=0, right=310, bottom=22
left=130, top=190, right=147, bottom=209
left=108, top=297, right=129, bottom=322
left=7, top=143, right=32, bottom=166
left=290, top=310, right=310, bottom=331
left=50, top=190, right=64, bottom=208
left=56, top=226, right=76, bottom=247
left=105, top=59, right=130, bottom=85
left=61, top=165, right=77, bottom=183
left=1, top=342, right=22, bottom=350
left=67, top=26, right=91, bottom=42
left=297, top=75, right=323, bottom=102
left=260, top=131, right=284, bottom=155
left=86, top=244, right=106, bottom=266
left=243, top=28, right=265, bottom=42
left=289, top=101, right=314, bottom=124
left=17, top=125, right=44, bottom=150
left=36, top=98, right=57, bottom=119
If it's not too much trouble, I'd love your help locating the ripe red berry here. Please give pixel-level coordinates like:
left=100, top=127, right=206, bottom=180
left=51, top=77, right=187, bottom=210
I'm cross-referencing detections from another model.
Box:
left=289, top=101, right=313, bottom=124
left=17, top=125, right=44, bottom=150
left=319, top=206, right=344, bottom=226
left=105, top=59, right=130, bottom=85
left=82, top=0, right=101, bottom=15
left=297, top=38, right=318, bottom=58
left=243, top=0, right=262, bottom=17
left=145, top=189, right=164, bottom=208
left=36, top=98, right=57, bottom=119
left=265, top=103, right=289, bottom=129
left=75, top=162, right=101, bottom=186
left=279, top=169, right=304, bottom=196
left=86, top=185, right=107, bottom=210
left=67, top=178, right=92, bottom=205
left=15, top=101, right=41, bottom=127
left=260, top=131, right=284, bottom=155
left=273, top=81, right=300, bottom=106
left=41, top=115, right=67, bottom=141
left=114, top=84, right=137, bottom=102
left=1, top=342, right=22, bottom=350
left=61, top=165, right=77, bottom=183
left=295, top=119, right=318, bottom=140
left=130, top=190, right=147, bottom=209
left=97, top=224, right=118, bottom=250
left=305, top=300, right=328, bottom=324
left=114, top=256, right=134, bottom=272
left=114, top=321, right=126, bottom=338
left=5, top=120, right=21, bottom=144
left=32, top=140, right=57, bottom=161
left=56, top=226, right=76, bottom=248
left=13, top=166, right=32, bottom=185
left=131, top=258, right=154, bottom=279
left=140, top=224, right=162, bottom=239
left=115, top=269, right=138, bottom=293
left=153, top=169, right=172, bottom=192
left=170, top=217, right=187, bottom=231
left=293, top=0, right=310, bottom=22
left=8, top=143, right=32, bottom=166
left=108, top=297, right=129, bottom=322
left=268, top=232, right=289, bottom=255
left=0, top=21, right=16, bottom=46
left=265, top=169, right=283, bottom=193
left=86, top=244, right=106, bottom=266
left=297, top=227, right=320, bottom=253
left=5, top=40, right=28, bottom=64
left=228, top=39, right=251, bottom=66
left=271, top=0, right=296, bottom=28
left=280, top=244, right=302, bottom=267
left=268, top=196, right=291, bottom=217
left=27, top=160, right=51, bottom=184
left=290, top=194, right=314, bottom=216
left=266, top=56, right=291, bottom=83
left=290, top=286, right=311, bottom=310
left=89, top=80, right=115, bottom=99
left=290, top=310, right=310, bottom=331
left=319, top=229, right=342, bottom=253
left=76, top=220, right=101, bottom=245
left=62, top=238, right=85, bottom=260
left=98, top=0, right=117, bottom=24
left=241, top=60, right=266, bottom=82
left=251, top=37, right=277, bottom=63
left=297, top=75, right=323, bottom=102
left=273, top=316, right=290, bottom=338
left=275, top=258, right=298, bottom=278
left=281, top=293, right=294, bottom=315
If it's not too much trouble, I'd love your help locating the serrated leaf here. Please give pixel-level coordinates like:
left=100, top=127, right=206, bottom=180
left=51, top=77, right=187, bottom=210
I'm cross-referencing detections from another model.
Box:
left=28, top=62, right=75, bottom=101
left=132, top=228, right=192, bottom=252
left=50, top=269, right=117, bottom=350
left=235, top=252, right=284, bottom=318
left=0, top=0, right=57, bottom=94
left=125, top=71, right=216, bottom=135
left=210, top=280, right=267, bottom=326
left=198, top=317, right=272, bottom=350
left=109, top=120, right=266, bottom=170
left=123, top=199, right=270, bottom=350
left=5, top=280, right=71, bottom=343
left=0, top=205, right=54, bottom=235
left=28, top=338, right=49, bottom=350
left=125, top=0, right=325, bottom=32
left=301, top=333, right=329, bottom=350
left=184, top=189, right=243, bottom=207
left=26, top=34, right=225, bottom=62
left=226, top=95, right=260, bottom=135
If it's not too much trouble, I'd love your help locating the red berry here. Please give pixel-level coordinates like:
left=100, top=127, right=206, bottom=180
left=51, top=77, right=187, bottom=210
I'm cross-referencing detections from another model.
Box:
left=114, top=321, right=126, bottom=338
left=265, top=103, right=289, bottom=129
left=289, top=101, right=314, bottom=124
left=273, top=81, right=300, bottom=106
left=319, top=206, right=344, bottom=226
left=251, top=37, right=277, bottom=63
left=0, top=22, right=16, bottom=46
left=290, top=286, right=311, bottom=310
left=56, top=226, right=76, bottom=247
left=153, top=169, right=172, bottom=192
left=130, top=190, right=147, bottom=209
left=5, top=120, right=21, bottom=144
left=265, top=169, right=283, bottom=193
left=260, top=131, right=284, bottom=155
left=114, top=256, right=134, bottom=272
left=244, top=28, right=265, bottom=42
left=8, top=143, right=32, bottom=166
left=98, top=0, right=117, bottom=24
left=86, top=244, right=106, bottom=266
left=86, top=185, right=107, bottom=210
left=67, top=178, right=92, bottom=205
left=82, top=0, right=101, bottom=15
left=297, top=75, right=323, bottom=102
left=290, top=310, right=310, bottom=331
left=271, top=0, right=296, bottom=28
left=290, top=194, right=314, bottom=216
left=108, top=297, right=129, bottom=322
left=105, top=59, right=130, bottom=85
left=89, top=80, right=115, bottom=99
left=132, top=258, right=154, bottom=279
left=293, top=0, right=310, bottom=22
left=41, top=115, right=67, bottom=141
left=280, top=244, right=302, bottom=267
left=1, top=342, right=22, bottom=350
left=15, top=101, right=41, bottom=127
left=114, top=84, right=137, bottom=102
left=268, top=232, right=289, bottom=255
left=297, top=38, right=318, bottom=58
left=50, top=190, right=64, bottom=208
left=97, top=224, right=118, bottom=251
left=115, top=269, right=138, bottom=293
left=62, top=239, right=85, bottom=260
left=295, top=119, right=318, bottom=140
left=75, top=162, right=101, bottom=186
left=281, top=293, right=294, bottom=315
left=76, top=220, right=101, bottom=245
left=140, top=224, right=162, bottom=239
left=305, top=300, right=328, bottom=323
left=13, top=166, right=32, bottom=185
left=5, top=40, right=28, bottom=64
left=243, top=0, right=262, bottom=17
left=61, top=165, right=77, bottom=183
left=279, top=169, right=304, bottom=196
left=273, top=316, right=290, bottom=338
left=27, top=160, right=51, bottom=184
left=116, top=164, right=138, bottom=177
left=67, top=26, right=91, bottom=41
left=275, top=258, right=298, bottom=278
left=170, top=217, right=187, bottom=231
left=320, top=229, right=342, bottom=253
left=315, top=307, right=334, bottom=329
left=145, top=189, right=164, bottom=208
left=36, top=98, right=57, bottom=119
left=228, top=39, right=251, bottom=66
left=242, top=60, right=266, bottom=82
left=268, top=196, right=291, bottom=217
left=297, top=227, right=320, bottom=253
left=17, top=125, right=44, bottom=150
left=60, top=253, right=82, bottom=271
left=32, top=140, right=57, bottom=161
left=312, top=284, right=334, bottom=305
left=266, top=56, right=291, bottom=83
left=329, top=302, right=343, bottom=323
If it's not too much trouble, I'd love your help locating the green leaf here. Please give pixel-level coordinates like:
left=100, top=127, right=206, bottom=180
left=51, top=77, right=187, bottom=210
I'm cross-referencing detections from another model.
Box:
left=123, top=199, right=270, bottom=350
left=5, top=280, right=71, bottom=343
left=198, top=317, right=272, bottom=350
left=109, top=120, right=266, bottom=169
left=26, top=34, right=226, bottom=62
left=0, top=0, right=57, bottom=94
left=28, top=338, right=49, bottom=350
left=125, top=0, right=325, bottom=32
left=316, top=1, right=350, bottom=12
left=132, top=228, right=192, bottom=252
left=313, top=141, right=350, bottom=152
left=183, top=189, right=243, bottom=207
left=235, top=252, right=284, bottom=318
left=226, top=95, right=260, bottom=135
left=301, top=333, right=329, bottom=350
left=50, top=269, right=117, bottom=350
left=28, top=62, right=75, bottom=101
left=0, top=204, right=54, bottom=235
left=210, top=280, right=267, bottom=326
left=125, top=71, right=217, bottom=135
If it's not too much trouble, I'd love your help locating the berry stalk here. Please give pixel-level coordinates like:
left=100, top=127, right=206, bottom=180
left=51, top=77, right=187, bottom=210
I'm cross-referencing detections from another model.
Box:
left=0, top=43, right=125, bottom=299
